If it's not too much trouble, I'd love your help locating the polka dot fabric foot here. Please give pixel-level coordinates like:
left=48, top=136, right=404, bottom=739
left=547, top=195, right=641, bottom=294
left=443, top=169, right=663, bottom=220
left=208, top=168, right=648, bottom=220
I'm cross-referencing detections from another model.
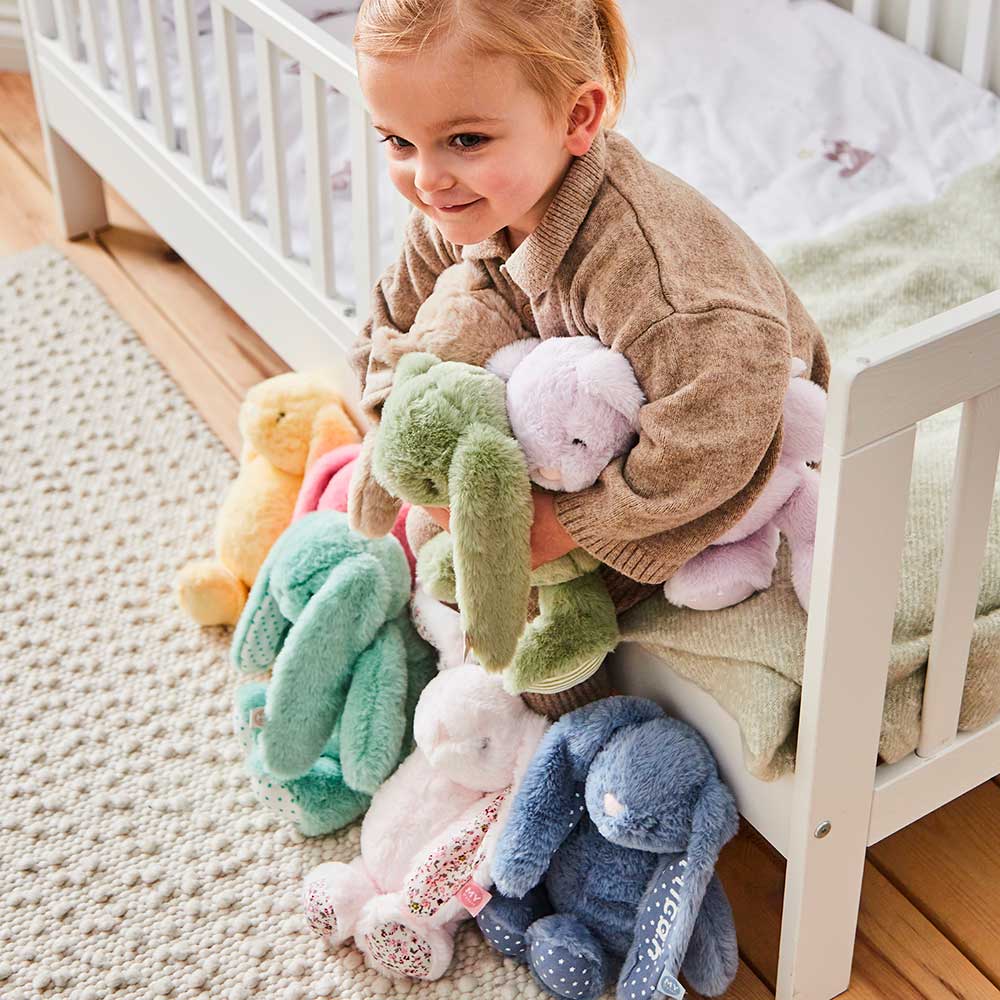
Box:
left=525, top=915, right=608, bottom=1000
left=476, top=886, right=552, bottom=963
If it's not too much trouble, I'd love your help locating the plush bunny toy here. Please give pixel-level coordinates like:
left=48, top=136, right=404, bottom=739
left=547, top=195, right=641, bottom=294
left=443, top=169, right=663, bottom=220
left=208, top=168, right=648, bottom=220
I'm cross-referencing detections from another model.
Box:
left=663, top=357, right=826, bottom=612
left=302, top=589, right=550, bottom=982
left=231, top=510, right=436, bottom=835
left=478, top=697, right=740, bottom=1000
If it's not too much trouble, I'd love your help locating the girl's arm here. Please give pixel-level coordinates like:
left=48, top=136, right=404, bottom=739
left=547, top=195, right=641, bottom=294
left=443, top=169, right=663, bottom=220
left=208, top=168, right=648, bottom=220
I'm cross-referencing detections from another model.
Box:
left=351, top=208, right=458, bottom=423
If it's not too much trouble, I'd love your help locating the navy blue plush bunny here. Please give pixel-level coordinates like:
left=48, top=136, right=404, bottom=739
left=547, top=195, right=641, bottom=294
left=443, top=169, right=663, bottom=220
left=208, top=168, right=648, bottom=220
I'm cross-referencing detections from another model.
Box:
left=478, top=697, right=739, bottom=999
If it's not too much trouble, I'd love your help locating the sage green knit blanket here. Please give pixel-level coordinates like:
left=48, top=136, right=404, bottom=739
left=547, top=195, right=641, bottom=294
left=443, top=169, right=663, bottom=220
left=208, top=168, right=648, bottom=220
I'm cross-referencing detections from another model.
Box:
left=620, top=154, right=1000, bottom=780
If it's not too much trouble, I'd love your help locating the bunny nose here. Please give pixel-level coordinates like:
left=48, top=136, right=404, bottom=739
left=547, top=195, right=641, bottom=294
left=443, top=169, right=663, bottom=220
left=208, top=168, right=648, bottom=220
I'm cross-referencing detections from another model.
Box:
left=537, top=466, right=562, bottom=482
left=603, top=792, right=625, bottom=817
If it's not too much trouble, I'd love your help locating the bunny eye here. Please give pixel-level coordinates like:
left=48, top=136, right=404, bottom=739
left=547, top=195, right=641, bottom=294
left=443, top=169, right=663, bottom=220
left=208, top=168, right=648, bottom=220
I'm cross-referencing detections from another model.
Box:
left=571, top=438, right=586, bottom=448
left=479, top=737, right=491, bottom=751
left=276, top=410, right=287, bottom=423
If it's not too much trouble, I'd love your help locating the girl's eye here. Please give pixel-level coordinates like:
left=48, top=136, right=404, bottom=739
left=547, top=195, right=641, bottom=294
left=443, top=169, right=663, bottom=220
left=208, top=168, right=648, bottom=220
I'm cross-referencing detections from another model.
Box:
left=572, top=438, right=587, bottom=447
left=453, top=134, right=487, bottom=150
left=379, top=135, right=412, bottom=150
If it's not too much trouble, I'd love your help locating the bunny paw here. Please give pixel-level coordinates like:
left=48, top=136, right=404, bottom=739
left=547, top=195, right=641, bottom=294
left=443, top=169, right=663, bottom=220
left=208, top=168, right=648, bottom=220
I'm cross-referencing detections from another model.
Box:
left=526, top=915, right=608, bottom=1000
left=476, top=887, right=551, bottom=961
left=302, top=860, right=375, bottom=946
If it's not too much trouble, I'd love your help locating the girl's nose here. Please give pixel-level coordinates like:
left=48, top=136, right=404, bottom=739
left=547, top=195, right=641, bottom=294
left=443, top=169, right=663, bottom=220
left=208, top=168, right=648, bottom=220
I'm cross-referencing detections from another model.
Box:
left=414, top=156, right=455, bottom=197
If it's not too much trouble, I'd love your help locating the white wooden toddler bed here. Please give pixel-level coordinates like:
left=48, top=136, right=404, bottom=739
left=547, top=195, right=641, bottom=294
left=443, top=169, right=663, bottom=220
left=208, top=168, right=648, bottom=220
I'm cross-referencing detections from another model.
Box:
left=17, top=0, right=1000, bottom=998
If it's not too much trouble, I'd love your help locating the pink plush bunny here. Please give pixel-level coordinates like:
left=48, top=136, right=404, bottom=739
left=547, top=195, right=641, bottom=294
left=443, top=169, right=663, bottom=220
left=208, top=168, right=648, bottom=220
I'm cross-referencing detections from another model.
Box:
left=662, top=357, right=826, bottom=612
left=292, top=442, right=417, bottom=580
left=302, top=589, right=550, bottom=982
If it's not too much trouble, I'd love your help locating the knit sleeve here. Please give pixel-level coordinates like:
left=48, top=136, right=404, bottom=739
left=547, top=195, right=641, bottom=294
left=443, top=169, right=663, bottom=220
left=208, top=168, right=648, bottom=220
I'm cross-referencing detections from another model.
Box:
left=553, top=307, right=793, bottom=583
left=351, top=208, right=458, bottom=423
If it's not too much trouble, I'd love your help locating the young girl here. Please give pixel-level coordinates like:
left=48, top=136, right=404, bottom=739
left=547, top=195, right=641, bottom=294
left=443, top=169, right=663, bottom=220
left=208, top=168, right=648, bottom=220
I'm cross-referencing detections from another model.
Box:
left=351, top=0, right=830, bottom=712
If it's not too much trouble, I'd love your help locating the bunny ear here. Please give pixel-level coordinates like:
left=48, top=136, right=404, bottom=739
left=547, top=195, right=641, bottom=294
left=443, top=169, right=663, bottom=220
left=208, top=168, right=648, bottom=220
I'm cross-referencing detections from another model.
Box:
left=410, top=586, right=466, bottom=668
left=492, top=698, right=663, bottom=899
left=448, top=424, right=533, bottom=671
left=260, top=553, right=397, bottom=779
left=348, top=432, right=402, bottom=538
left=617, top=777, right=739, bottom=1000
left=395, top=351, right=441, bottom=386
left=485, top=338, right=541, bottom=382
left=294, top=443, right=362, bottom=521
left=574, top=347, right=646, bottom=430
left=231, top=542, right=291, bottom=673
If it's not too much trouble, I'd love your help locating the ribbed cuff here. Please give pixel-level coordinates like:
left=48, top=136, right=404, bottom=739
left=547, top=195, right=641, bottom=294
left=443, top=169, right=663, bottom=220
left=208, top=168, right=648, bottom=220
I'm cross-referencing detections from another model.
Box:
left=520, top=663, right=612, bottom=720
left=554, top=491, right=673, bottom=584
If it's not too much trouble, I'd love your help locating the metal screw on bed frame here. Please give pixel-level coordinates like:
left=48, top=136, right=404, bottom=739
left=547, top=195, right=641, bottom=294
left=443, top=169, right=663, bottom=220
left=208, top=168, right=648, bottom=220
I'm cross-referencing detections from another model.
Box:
left=814, top=820, right=832, bottom=839
left=344, top=306, right=356, bottom=318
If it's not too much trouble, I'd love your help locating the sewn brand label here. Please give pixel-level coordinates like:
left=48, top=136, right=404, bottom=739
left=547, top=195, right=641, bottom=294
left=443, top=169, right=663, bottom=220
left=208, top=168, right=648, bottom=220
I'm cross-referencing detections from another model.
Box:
left=656, top=971, right=686, bottom=998
left=456, top=879, right=492, bottom=916
left=250, top=707, right=266, bottom=729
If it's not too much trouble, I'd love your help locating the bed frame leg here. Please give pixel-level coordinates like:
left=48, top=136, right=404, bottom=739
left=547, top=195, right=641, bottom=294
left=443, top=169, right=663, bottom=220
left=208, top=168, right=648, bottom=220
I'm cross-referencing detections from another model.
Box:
left=43, top=127, right=109, bottom=240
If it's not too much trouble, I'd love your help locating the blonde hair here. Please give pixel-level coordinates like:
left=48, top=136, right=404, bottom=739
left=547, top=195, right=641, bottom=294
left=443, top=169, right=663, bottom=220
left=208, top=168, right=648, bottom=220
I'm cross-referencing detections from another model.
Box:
left=353, top=0, right=632, bottom=129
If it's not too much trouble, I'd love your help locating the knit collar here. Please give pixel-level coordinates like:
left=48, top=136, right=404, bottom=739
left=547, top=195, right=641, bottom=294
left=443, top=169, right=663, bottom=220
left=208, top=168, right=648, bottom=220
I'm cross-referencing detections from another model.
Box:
left=460, top=128, right=608, bottom=297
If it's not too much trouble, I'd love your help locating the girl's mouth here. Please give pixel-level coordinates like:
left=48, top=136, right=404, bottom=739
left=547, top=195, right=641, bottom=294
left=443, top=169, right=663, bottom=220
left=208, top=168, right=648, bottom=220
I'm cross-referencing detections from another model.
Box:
left=438, top=199, right=482, bottom=213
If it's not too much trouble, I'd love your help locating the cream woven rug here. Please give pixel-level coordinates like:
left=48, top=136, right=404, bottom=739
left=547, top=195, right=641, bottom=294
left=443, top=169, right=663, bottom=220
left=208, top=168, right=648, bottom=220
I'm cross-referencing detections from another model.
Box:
left=0, top=247, right=546, bottom=1000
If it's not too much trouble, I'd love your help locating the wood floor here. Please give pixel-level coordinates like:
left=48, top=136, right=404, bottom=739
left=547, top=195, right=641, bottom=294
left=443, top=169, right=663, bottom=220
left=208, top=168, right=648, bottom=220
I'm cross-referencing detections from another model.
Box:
left=3, top=69, right=999, bottom=1000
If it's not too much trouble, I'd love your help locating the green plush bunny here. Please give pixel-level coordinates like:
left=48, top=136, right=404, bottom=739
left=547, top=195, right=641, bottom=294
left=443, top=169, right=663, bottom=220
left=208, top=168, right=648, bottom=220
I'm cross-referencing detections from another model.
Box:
left=231, top=510, right=436, bottom=835
left=348, top=354, right=618, bottom=693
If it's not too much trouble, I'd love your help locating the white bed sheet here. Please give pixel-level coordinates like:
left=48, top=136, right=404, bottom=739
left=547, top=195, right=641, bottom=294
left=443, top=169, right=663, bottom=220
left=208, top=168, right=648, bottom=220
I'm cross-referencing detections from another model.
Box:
left=95, top=0, right=1000, bottom=302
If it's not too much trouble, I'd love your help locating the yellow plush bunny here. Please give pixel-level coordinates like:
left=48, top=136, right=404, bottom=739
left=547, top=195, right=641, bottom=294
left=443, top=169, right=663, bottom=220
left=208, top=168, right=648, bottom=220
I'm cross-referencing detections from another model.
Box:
left=175, top=371, right=360, bottom=626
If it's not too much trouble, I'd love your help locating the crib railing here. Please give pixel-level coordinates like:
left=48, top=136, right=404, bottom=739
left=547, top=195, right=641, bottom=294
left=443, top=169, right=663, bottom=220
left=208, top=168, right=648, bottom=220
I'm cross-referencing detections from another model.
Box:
left=27, top=0, right=411, bottom=323
left=849, top=0, right=999, bottom=91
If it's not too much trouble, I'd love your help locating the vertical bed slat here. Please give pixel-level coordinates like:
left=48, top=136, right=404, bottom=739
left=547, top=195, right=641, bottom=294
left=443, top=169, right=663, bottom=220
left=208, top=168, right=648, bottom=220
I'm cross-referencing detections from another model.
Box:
left=918, top=385, right=1000, bottom=757
left=349, top=101, right=379, bottom=315
left=53, top=0, right=78, bottom=58
left=138, top=0, right=176, bottom=149
left=211, top=1, right=249, bottom=218
left=78, top=0, right=109, bottom=87
left=174, top=0, right=210, bottom=181
left=962, top=0, right=997, bottom=88
left=905, top=0, right=936, bottom=54
left=302, top=70, right=336, bottom=297
left=852, top=0, right=880, bottom=26
left=254, top=33, right=291, bottom=257
left=109, top=0, right=141, bottom=117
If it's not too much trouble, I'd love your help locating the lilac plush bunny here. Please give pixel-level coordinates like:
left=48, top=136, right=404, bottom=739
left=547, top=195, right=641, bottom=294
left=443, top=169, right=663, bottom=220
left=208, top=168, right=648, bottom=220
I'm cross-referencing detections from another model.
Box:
left=486, top=337, right=646, bottom=493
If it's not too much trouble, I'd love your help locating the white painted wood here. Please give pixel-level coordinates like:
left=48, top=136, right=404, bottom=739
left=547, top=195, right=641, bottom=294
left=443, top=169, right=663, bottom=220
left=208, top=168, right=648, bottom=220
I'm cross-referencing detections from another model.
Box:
left=108, top=0, right=140, bottom=117
left=852, top=0, right=880, bottom=26
left=78, top=0, right=107, bottom=87
left=254, top=32, right=291, bottom=257
left=349, top=100, right=379, bottom=312
left=918, top=385, right=1000, bottom=757
left=610, top=644, right=795, bottom=855
left=871, top=713, right=1000, bottom=843
left=0, top=5, right=28, bottom=72
left=211, top=0, right=249, bottom=218
left=776, top=358, right=916, bottom=1000
left=138, top=0, right=175, bottom=149
left=173, top=0, right=210, bottom=181
left=52, top=0, right=76, bottom=58
left=36, top=40, right=359, bottom=360
left=841, top=292, right=1000, bottom=452
left=301, top=69, right=336, bottom=297
left=905, top=0, right=935, bottom=53
left=962, top=0, right=997, bottom=87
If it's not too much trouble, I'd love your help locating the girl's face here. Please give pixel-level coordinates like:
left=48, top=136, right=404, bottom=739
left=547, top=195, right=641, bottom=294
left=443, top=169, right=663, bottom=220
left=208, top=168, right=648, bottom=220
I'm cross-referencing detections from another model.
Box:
left=358, top=38, right=576, bottom=248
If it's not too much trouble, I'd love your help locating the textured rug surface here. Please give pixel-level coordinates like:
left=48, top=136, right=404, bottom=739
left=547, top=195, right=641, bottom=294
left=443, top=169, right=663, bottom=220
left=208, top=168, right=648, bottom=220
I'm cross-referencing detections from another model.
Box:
left=0, top=247, right=549, bottom=1000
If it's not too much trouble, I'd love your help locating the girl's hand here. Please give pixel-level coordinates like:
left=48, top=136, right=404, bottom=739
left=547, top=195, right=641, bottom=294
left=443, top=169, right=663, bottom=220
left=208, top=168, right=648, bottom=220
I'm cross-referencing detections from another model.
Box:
left=422, top=490, right=576, bottom=570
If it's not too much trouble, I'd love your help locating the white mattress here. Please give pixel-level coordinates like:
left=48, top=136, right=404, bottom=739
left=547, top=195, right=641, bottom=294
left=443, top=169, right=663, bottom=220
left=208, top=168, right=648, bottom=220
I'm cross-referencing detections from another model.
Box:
left=96, top=0, right=1000, bottom=301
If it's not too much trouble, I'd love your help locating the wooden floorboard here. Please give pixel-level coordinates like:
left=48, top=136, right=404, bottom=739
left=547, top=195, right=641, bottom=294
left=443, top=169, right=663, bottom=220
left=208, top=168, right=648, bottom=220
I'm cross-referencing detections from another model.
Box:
left=5, top=67, right=1000, bottom=1000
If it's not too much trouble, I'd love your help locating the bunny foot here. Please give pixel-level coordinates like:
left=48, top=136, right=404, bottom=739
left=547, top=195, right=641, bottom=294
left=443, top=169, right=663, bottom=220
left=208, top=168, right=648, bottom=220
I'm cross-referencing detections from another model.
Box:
left=476, top=886, right=552, bottom=961
left=525, top=914, right=610, bottom=1000
left=356, top=893, right=457, bottom=981
left=303, top=858, right=376, bottom=946
left=663, top=523, right=780, bottom=611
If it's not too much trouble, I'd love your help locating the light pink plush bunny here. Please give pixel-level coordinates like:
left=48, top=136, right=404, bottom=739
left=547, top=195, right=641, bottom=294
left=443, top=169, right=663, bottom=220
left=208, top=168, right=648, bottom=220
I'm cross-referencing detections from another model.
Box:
left=486, top=337, right=646, bottom=493
left=302, top=589, right=550, bottom=982
left=662, top=358, right=826, bottom=612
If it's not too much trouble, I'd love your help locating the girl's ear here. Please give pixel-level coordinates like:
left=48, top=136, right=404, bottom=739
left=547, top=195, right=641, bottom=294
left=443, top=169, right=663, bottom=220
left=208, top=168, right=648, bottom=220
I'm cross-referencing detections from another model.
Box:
left=574, top=347, right=646, bottom=430
left=447, top=424, right=533, bottom=671
left=485, top=338, right=541, bottom=382
left=347, top=432, right=402, bottom=538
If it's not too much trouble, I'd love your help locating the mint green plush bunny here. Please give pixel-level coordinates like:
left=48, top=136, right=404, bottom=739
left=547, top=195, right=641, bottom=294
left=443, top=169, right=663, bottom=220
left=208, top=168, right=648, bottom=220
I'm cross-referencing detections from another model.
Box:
left=348, top=354, right=618, bottom=693
left=231, top=510, right=435, bottom=835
